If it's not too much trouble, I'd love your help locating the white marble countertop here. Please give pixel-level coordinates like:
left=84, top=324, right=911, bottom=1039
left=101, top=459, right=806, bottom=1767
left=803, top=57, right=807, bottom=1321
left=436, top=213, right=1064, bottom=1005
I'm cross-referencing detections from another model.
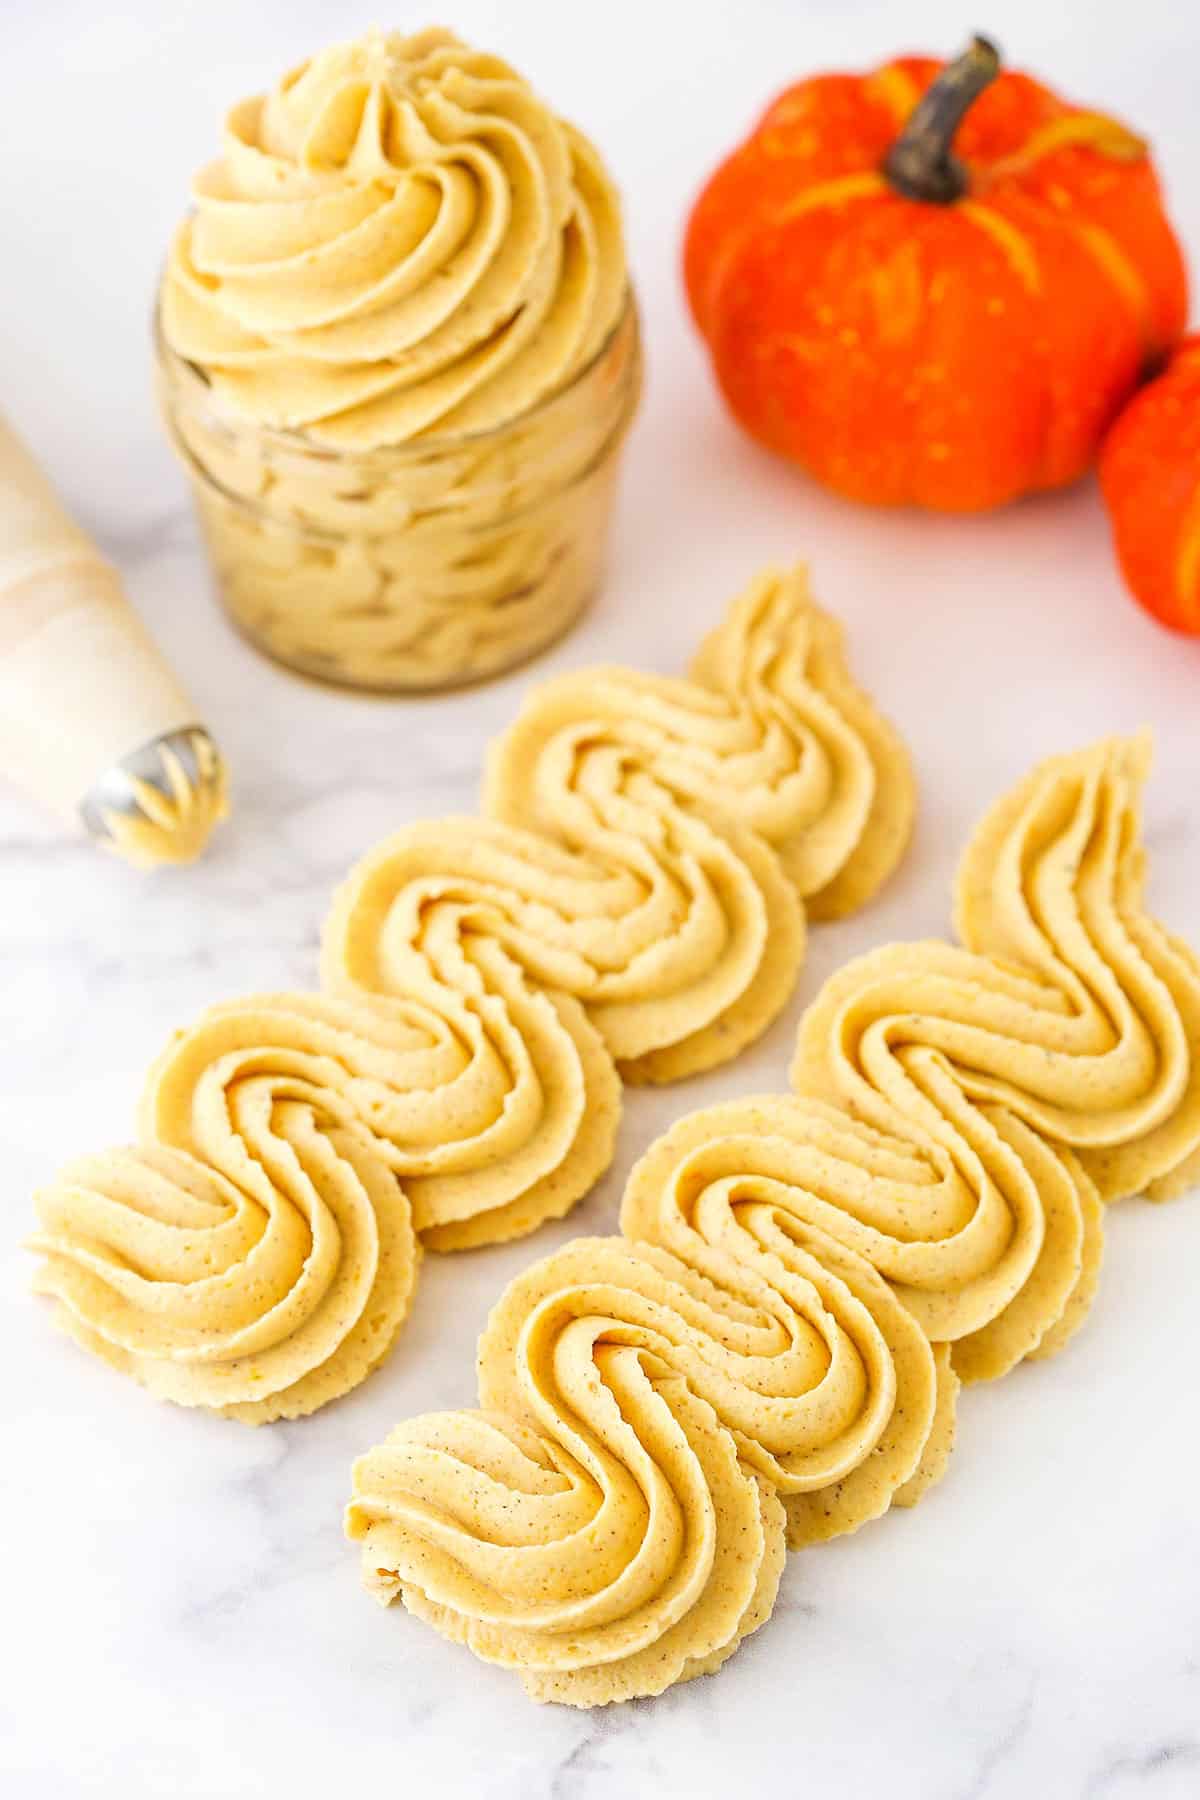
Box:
left=3, top=2, right=1199, bottom=1795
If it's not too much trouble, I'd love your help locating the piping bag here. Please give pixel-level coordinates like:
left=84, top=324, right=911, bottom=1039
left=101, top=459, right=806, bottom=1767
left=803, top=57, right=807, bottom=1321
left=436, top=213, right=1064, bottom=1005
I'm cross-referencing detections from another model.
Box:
left=0, top=410, right=228, bottom=867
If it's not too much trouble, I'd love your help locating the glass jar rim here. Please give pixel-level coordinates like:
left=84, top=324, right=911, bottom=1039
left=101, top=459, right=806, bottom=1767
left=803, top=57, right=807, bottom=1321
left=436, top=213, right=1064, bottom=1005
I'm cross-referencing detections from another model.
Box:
left=152, top=284, right=638, bottom=466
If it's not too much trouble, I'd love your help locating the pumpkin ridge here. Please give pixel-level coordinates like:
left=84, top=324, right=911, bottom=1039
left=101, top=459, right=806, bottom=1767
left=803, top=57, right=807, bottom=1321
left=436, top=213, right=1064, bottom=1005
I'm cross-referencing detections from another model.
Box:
left=1057, top=216, right=1152, bottom=346
left=981, top=111, right=1148, bottom=181
left=776, top=171, right=886, bottom=226
left=864, top=65, right=922, bottom=130
left=955, top=201, right=1041, bottom=293
left=1172, top=479, right=1200, bottom=629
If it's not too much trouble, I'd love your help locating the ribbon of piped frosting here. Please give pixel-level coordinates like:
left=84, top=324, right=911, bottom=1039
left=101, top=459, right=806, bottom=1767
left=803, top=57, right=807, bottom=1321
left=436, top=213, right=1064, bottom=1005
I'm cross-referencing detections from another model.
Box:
left=30, top=566, right=914, bottom=1419
left=347, top=734, right=1200, bottom=1703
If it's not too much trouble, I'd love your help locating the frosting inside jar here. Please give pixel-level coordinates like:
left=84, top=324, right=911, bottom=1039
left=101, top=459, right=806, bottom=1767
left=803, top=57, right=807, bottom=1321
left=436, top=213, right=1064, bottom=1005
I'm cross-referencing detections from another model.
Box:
left=156, top=28, right=638, bottom=693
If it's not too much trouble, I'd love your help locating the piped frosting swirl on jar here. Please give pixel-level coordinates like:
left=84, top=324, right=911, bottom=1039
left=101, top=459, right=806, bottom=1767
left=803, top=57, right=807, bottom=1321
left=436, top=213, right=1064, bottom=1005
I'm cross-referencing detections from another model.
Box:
left=161, top=27, right=627, bottom=447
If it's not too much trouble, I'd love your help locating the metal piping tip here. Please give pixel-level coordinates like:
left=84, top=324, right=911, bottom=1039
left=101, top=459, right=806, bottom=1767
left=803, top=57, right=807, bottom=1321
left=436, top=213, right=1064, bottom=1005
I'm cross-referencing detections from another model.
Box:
left=80, top=726, right=229, bottom=868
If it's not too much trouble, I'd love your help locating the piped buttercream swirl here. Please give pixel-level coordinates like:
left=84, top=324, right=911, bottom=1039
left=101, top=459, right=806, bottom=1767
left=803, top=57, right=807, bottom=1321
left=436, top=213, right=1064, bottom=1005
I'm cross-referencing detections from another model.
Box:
left=161, top=26, right=627, bottom=448
left=31, top=567, right=913, bottom=1417
left=347, top=733, right=1200, bottom=1701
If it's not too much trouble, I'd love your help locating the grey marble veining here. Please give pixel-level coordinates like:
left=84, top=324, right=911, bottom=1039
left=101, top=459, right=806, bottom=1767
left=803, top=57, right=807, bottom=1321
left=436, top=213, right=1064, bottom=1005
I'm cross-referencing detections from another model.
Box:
left=3, top=1, right=1199, bottom=1795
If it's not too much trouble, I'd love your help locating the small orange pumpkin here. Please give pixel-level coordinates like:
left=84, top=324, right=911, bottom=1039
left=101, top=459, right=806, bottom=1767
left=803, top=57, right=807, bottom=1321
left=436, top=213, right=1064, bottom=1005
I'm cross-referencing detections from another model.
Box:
left=685, top=36, right=1187, bottom=511
left=1100, top=336, right=1200, bottom=635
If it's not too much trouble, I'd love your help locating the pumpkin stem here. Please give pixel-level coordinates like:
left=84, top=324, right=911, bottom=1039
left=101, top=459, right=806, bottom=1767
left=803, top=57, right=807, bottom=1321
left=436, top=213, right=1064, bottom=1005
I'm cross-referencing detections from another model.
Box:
left=883, top=35, right=1002, bottom=204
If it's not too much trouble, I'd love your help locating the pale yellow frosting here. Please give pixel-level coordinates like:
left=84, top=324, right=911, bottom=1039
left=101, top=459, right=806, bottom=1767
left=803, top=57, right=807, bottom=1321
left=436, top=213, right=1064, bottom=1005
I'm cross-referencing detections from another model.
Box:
left=791, top=734, right=1200, bottom=1378
left=349, top=1240, right=794, bottom=1705
left=481, top=565, right=914, bottom=1079
left=952, top=734, right=1200, bottom=1203
left=489, top=567, right=915, bottom=920
left=101, top=731, right=230, bottom=869
left=346, top=1212, right=952, bottom=1705
left=31, top=1137, right=417, bottom=1422
left=320, top=858, right=624, bottom=1251
left=155, top=26, right=637, bottom=693
left=346, top=734, right=1200, bottom=1703
left=161, top=26, right=626, bottom=448
left=327, top=798, right=805, bottom=1106
left=30, top=979, right=618, bottom=1421
left=31, top=567, right=913, bottom=1416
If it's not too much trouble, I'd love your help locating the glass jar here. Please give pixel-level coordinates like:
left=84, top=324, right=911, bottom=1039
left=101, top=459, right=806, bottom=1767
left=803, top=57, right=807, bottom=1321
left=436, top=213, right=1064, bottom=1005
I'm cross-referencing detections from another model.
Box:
left=154, top=297, right=642, bottom=693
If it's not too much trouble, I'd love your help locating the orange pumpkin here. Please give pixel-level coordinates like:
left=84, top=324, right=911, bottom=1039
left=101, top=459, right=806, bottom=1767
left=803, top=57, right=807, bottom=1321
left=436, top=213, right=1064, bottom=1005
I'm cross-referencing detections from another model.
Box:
left=1100, top=336, right=1200, bottom=635
left=684, top=36, right=1187, bottom=511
